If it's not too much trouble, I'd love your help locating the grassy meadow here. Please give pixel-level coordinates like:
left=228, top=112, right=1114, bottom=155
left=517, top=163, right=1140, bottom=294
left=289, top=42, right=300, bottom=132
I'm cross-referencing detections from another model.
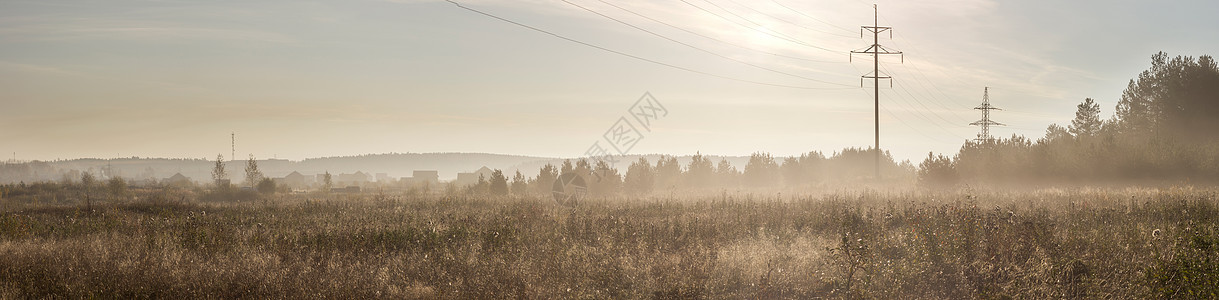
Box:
left=0, top=187, right=1216, bottom=299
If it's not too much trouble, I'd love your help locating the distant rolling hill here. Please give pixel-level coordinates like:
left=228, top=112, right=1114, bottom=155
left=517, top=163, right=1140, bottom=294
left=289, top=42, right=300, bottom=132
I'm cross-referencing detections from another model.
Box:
left=0, top=153, right=752, bottom=184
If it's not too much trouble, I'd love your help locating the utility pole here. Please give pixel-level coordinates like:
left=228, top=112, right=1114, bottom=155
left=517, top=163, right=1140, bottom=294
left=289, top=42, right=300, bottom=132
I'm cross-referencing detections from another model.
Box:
left=970, top=87, right=1004, bottom=142
left=850, top=4, right=902, bottom=180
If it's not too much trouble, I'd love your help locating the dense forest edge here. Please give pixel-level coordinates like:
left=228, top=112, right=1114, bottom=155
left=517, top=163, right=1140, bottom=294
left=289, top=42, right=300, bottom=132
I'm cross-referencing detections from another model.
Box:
left=920, top=52, right=1219, bottom=187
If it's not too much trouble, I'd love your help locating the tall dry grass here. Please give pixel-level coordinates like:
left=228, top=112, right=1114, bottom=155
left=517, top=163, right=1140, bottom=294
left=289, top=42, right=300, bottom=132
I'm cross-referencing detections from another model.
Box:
left=0, top=187, right=1215, bottom=298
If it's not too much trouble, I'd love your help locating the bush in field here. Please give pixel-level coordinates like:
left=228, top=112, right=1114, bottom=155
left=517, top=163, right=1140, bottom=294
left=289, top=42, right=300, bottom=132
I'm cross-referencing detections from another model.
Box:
left=107, top=176, right=127, bottom=199
left=256, top=178, right=276, bottom=194
left=80, top=172, right=96, bottom=189
left=1147, top=224, right=1219, bottom=298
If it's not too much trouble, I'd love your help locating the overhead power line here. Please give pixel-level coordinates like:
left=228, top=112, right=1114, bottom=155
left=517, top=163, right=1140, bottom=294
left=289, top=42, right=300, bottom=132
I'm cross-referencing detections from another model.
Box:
left=723, top=0, right=857, bottom=38
left=559, top=0, right=851, bottom=87
left=863, top=63, right=971, bottom=141
left=882, top=64, right=974, bottom=125
left=889, top=62, right=977, bottom=123
left=857, top=87, right=959, bottom=145
left=592, top=0, right=839, bottom=63
left=771, top=0, right=857, bottom=34
left=679, top=0, right=838, bottom=54
left=880, top=35, right=985, bottom=117
left=444, top=0, right=852, bottom=90
left=873, top=12, right=1053, bottom=122
left=863, top=9, right=1006, bottom=126
left=699, top=0, right=831, bottom=43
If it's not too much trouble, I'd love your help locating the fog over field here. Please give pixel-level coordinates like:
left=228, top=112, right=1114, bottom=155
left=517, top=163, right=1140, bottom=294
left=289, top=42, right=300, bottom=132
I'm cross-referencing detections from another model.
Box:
left=2, top=0, right=1218, bottom=298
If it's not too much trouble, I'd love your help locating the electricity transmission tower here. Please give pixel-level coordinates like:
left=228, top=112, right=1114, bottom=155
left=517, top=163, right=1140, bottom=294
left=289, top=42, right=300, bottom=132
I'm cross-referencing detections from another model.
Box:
left=969, top=87, right=1004, bottom=142
left=850, top=4, right=902, bottom=180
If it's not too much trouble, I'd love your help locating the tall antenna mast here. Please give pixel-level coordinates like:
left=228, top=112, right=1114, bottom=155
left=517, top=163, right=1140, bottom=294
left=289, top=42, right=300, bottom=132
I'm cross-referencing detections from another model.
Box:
left=850, top=4, right=902, bottom=180
left=231, top=132, right=235, bottom=161
left=970, top=87, right=1004, bottom=142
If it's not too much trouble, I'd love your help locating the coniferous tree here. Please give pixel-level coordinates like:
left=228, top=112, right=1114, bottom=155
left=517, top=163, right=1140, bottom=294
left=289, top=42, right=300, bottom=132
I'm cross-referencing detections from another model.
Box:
left=684, top=152, right=714, bottom=188
left=653, top=156, right=681, bottom=190
left=591, top=160, right=622, bottom=195
left=472, top=173, right=489, bottom=194
left=560, top=160, right=574, bottom=175
left=780, top=156, right=802, bottom=186
left=535, top=164, right=558, bottom=195
left=715, top=158, right=738, bottom=187
left=1069, top=98, right=1103, bottom=138
left=510, top=170, right=527, bottom=195
left=743, top=152, right=779, bottom=187
left=489, top=169, right=508, bottom=195
left=918, top=152, right=957, bottom=188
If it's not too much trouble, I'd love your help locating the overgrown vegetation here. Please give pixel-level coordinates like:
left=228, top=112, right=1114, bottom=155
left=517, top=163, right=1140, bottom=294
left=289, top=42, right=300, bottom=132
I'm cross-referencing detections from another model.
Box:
left=1, top=187, right=1214, bottom=298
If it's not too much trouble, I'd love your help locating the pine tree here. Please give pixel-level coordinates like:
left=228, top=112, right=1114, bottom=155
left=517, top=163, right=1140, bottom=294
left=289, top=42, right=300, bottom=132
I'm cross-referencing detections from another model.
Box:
left=1069, top=98, right=1103, bottom=138
left=510, top=171, right=527, bottom=195
left=534, top=164, right=558, bottom=195
left=489, top=169, right=508, bottom=195
left=685, top=152, right=714, bottom=188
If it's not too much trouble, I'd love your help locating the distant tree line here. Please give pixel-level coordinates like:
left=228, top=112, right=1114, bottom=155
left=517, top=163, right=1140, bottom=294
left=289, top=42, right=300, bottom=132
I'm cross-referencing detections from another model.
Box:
left=920, top=52, right=1219, bottom=186
left=463, top=149, right=915, bottom=196
left=0, top=171, right=130, bottom=206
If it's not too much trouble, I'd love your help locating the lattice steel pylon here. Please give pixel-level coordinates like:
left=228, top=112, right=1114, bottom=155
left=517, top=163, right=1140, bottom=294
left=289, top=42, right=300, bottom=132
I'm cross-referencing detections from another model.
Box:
left=969, top=87, right=1004, bottom=142
left=850, top=4, right=902, bottom=180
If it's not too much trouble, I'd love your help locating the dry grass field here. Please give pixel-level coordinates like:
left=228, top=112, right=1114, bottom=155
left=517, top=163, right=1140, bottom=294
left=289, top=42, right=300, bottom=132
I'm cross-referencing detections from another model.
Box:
left=0, top=186, right=1216, bottom=299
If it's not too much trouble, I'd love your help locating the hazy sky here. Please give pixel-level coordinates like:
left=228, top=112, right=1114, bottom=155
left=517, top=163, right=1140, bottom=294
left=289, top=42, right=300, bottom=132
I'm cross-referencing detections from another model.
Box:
left=3, top=0, right=1216, bottom=163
